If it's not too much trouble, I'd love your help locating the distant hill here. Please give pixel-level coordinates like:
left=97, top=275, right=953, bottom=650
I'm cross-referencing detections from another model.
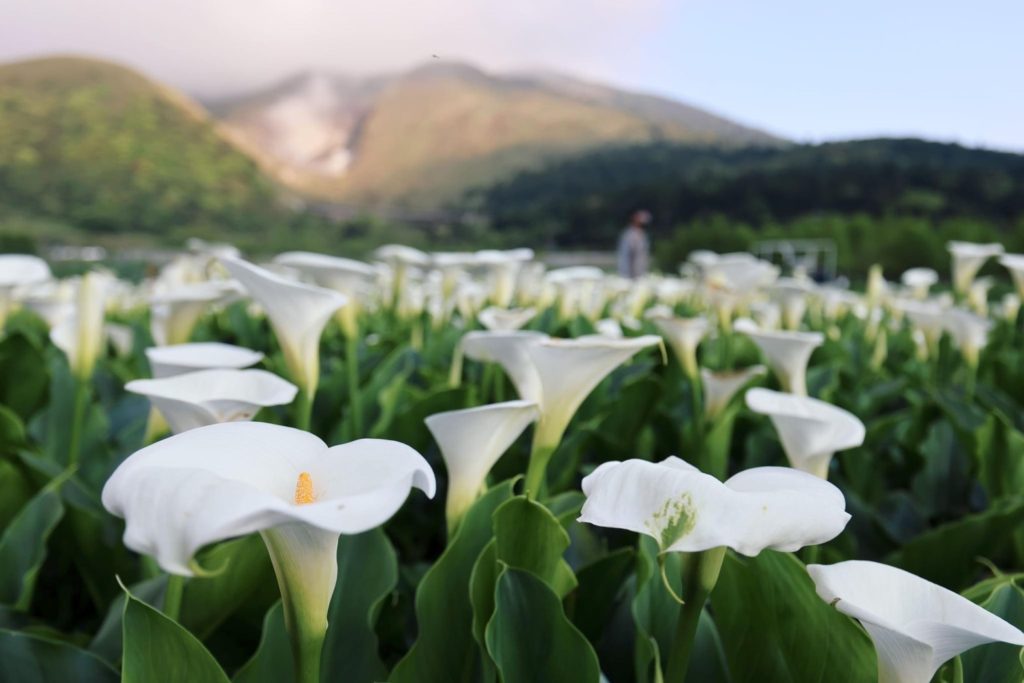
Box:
left=476, top=138, right=1024, bottom=248
left=208, top=62, right=781, bottom=203
left=0, top=56, right=283, bottom=240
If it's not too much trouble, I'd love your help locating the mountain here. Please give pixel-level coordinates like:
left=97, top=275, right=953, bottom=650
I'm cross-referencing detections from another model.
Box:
left=0, top=56, right=282, bottom=239
left=208, top=62, right=781, bottom=204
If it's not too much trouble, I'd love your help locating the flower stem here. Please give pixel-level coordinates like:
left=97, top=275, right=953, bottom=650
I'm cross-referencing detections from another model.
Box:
left=664, top=547, right=726, bottom=683
left=294, top=388, right=313, bottom=432
left=162, top=574, right=185, bottom=622
left=345, top=334, right=363, bottom=436
left=67, top=377, right=89, bottom=467
left=524, top=428, right=559, bottom=500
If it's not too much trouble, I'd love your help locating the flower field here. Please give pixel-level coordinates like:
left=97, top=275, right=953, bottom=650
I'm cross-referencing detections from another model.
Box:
left=0, top=241, right=1023, bottom=683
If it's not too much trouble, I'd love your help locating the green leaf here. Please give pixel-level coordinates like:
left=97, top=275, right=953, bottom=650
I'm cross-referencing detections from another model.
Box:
left=0, top=332, right=49, bottom=420
left=713, top=550, right=876, bottom=683
left=233, top=602, right=292, bottom=683
left=887, top=498, right=1024, bottom=590
left=974, top=416, right=1024, bottom=501
left=961, top=577, right=1024, bottom=683
left=569, top=547, right=635, bottom=643
left=321, top=528, right=397, bottom=683
left=0, top=457, right=33, bottom=531
left=89, top=575, right=167, bottom=664
left=389, top=480, right=515, bottom=683
left=0, top=629, right=118, bottom=683
left=485, top=568, right=600, bottom=683
left=492, top=496, right=576, bottom=597
left=0, top=472, right=67, bottom=610
left=121, top=586, right=230, bottom=683
left=180, top=534, right=277, bottom=640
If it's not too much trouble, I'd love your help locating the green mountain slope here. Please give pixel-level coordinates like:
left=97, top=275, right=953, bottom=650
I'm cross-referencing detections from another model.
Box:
left=0, top=56, right=282, bottom=239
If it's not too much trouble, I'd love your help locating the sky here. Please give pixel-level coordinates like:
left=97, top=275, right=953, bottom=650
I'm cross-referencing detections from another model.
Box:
left=3, top=0, right=1023, bottom=150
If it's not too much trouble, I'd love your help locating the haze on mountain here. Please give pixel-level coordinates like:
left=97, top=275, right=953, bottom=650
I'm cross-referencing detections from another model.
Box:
left=206, top=61, right=781, bottom=204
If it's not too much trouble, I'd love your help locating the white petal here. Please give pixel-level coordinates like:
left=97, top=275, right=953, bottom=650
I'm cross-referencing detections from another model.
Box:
left=579, top=458, right=849, bottom=556
left=125, top=369, right=297, bottom=433
left=221, top=256, right=346, bottom=391
left=746, top=388, right=865, bottom=477
left=701, top=365, right=766, bottom=418
left=477, top=307, right=537, bottom=332
left=735, top=323, right=823, bottom=396
left=460, top=331, right=548, bottom=403
left=425, top=400, right=539, bottom=519
left=146, top=342, right=264, bottom=378
left=808, top=561, right=1024, bottom=683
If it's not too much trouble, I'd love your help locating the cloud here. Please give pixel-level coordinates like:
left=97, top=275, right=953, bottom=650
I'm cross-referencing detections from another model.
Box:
left=2, top=0, right=671, bottom=95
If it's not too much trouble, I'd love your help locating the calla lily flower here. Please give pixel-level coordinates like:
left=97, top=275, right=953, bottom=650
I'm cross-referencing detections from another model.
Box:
left=745, top=388, right=865, bottom=478
left=771, top=278, right=813, bottom=330
left=593, top=318, right=624, bottom=338
left=701, top=365, right=766, bottom=419
left=273, top=251, right=376, bottom=338
left=0, top=254, right=51, bottom=331
left=221, top=256, right=346, bottom=401
left=461, top=331, right=661, bottom=493
left=102, top=422, right=435, bottom=683
left=948, top=241, right=1003, bottom=296
left=126, top=369, right=298, bottom=434
left=477, top=306, right=536, bottom=331
left=146, top=342, right=265, bottom=378
left=734, top=319, right=823, bottom=396
left=579, top=456, right=849, bottom=555
left=149, top=282, right=238, bottom=346
left=646, top=312, right=709, bottom=379
left=50, top=271, right=110, bottom=381
left=895, top=299, right=946, bottom=353
left=21, top=280, right=75, bottom=329
left=425, top=400, right=539, bottom=525
left=943, top=308, right=992, bottom=368
left=476, top=248, right=533, bottom=307
left=998, top=253, right=1024, bottom=298
left=900, top=268, right=938, bottom=300
left=808, top=561, right=1024, bottom=683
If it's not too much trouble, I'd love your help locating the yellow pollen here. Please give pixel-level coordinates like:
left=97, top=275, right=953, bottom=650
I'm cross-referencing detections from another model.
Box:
left=294, top=472, right=315, bottom=505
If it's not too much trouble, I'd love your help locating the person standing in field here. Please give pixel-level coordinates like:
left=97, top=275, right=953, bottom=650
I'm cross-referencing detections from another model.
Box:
left=617, top=209, right=652, bottom=278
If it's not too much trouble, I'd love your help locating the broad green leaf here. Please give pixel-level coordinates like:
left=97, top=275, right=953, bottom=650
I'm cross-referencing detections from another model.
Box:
left=321, top=528, right=397, bottom=683
left=0, top=457, right=33, bottom=531
left=492, top=496, right=576, bottom=597
left=713, top=551, right=876, bottom=683
left=0, top=473, right=67, bottom=610
left=0, top=629, right=118, bottom=683
left=389, top=480, right=515, bottom=683
left=121, top=587, right=230, bottom=683
left=233, top=602, right=292, bottom=683
left=0, top=332, right=49, bottom=420
left=569, top=547, right=635, bottom=643
left=180, top=534, right=277, bottom=640
left=961, top=577, right=1024, bottom=683
left=974, top=416, right=1024, bottom=501
left=887, top=498, right=1024, bottom=589
left=910, top=420, right=971, bottom=519
left=89, top=575, right=167, bottom=664
left=485, top=568, right=600, bottom=683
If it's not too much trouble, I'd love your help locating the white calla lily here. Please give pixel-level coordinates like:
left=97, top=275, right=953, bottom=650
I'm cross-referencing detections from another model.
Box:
left=900, top=268, right=938, bottom=300
left=948, top=241, right=1003, bottom=296
left=126, top=369, right=298, bottom=434
left=149, top=282, right=238, bottom=346
left=102, top=422, right=435, bottom=683
left=745, top=388, right=865, bottom=478
left=701, top=365, right=766, bottom=419
left=646, top=312, right=709, bottom=379
left=273, top=251, right=375, bottom=338
left=734, top=319, right=823, bottom=396
left=425, top=400, right=539, bottom=526
left=579, top=456, right=850, bottom=555
left=998, top=253, right=1024, bottom=298
left=21, top=280, right=75, bottom=329
left=771, top=278, right=813, bottom=330
left=50, top=271, right=110, bottom=381
left=808, top=561, right=1024, bottom=683
left=220, top=257, right=346, bottom=414
left=461, top=330, right=661, bottom=493
left=146, top=342, right=265, bottom=378
left=0, top=254, right=51, bottom=331
left=943, top=308, right=992, bottom=368
left=477, top=306, right=536, bottom=331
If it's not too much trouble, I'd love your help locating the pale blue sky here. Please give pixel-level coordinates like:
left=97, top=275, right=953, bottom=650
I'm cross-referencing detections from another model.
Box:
left=3, top=0, right=1022, bottom=150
